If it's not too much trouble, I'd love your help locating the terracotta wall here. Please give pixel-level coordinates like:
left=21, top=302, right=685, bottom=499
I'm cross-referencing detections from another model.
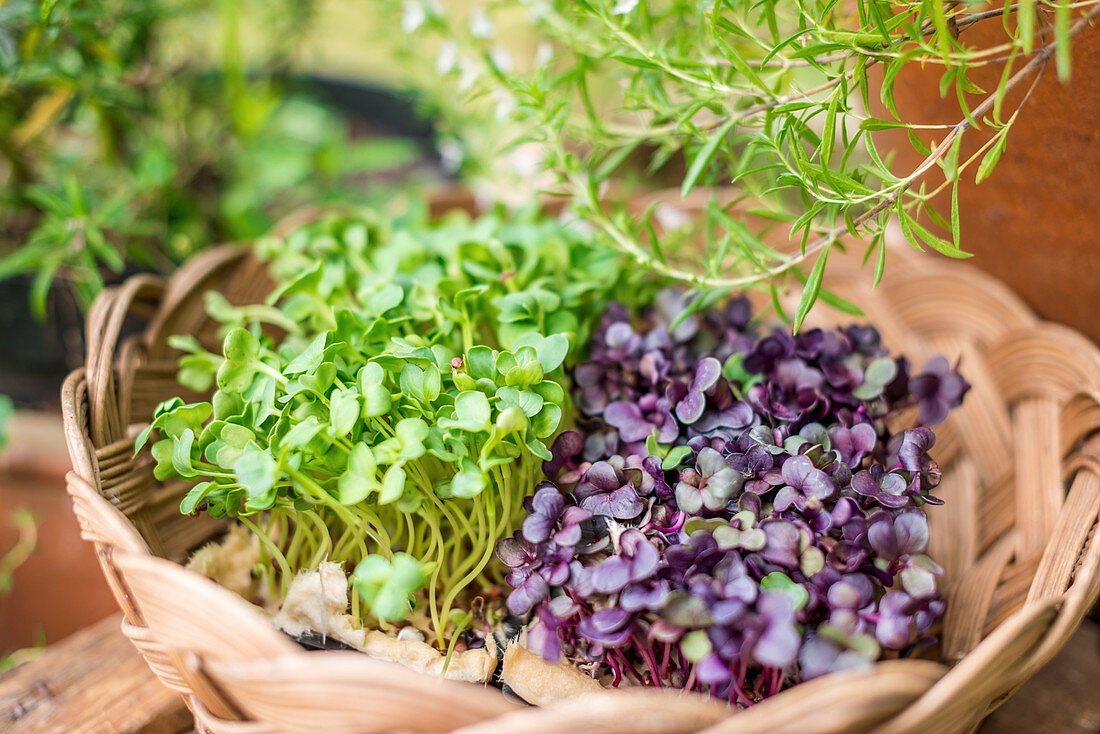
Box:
left=881, top=20, right=1099, bottom=343
left=0, top=414, right=116, bottom=655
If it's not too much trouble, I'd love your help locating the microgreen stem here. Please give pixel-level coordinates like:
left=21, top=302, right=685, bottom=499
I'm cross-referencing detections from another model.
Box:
left=633, top=634, right=662, bottom=687
left=238, top=514, right=292, bottom=599
left=257, top=362, right=289, bottom=386
left=437, top=498, right=497, bottom=634
left=402, top=510, right=418, bottom=558
left=284, top=510, right=308, bottom=568
left=418, top=505, right=447, bottom=645
left=304, top=511, right=332, bottom=568
left=608, top=651, right=624, bottom=686
left=440, top=613, right=470, bottom=675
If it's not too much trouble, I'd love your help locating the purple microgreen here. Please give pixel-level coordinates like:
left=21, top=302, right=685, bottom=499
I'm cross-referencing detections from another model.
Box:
left=575, top=461, right=644, bottom=519
left=910, top=356, right=970, bottom=425
left=502, top=294, right=962, bottom=705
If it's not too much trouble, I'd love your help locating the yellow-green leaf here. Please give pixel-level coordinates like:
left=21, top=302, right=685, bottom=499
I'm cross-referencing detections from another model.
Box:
left=975, top=131, right=1008, bottom=184
left=793, top=243, right=831, bottom=333
left=681, top=117, right=736, bottom=199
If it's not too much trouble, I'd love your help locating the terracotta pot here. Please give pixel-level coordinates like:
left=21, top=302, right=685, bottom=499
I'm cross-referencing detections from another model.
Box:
left=878, top=16, right=1100, bottom=342
left=0, top=412, right=117, bottom=656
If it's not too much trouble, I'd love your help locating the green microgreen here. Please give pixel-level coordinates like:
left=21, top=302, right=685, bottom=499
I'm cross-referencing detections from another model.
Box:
left=143, top=207, right=646, bottom=648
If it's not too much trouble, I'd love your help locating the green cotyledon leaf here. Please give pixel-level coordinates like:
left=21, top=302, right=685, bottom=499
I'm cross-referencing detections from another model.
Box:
left=157, top=207, right=637, bottom=649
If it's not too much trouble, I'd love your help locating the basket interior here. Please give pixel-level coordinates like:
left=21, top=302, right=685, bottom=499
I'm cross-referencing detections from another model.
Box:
left=66, top=235, right=1100, bottom=734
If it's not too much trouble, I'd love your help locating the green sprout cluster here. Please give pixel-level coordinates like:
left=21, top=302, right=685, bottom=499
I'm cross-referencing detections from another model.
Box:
left=140, top=208, right=640, bottom=647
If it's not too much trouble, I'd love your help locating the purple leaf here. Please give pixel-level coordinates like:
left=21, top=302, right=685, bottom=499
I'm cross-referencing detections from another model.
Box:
left=753, top=591, right=800, bottom=668
left=696, top=653, right=732, bottom=685
left=578, top=608, right=634, bottom=647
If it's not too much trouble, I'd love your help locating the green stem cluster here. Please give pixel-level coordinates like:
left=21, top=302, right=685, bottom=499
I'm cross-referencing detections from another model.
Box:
left=241, top=451, right=539, bottom=646
left=144, top=210, right=628, bottom=650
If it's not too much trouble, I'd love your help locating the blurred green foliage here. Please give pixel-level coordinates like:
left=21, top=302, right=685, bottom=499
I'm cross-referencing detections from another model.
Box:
left=0, top=394, right=11, bottom=450
left=0, top=0, right=423, bottom=316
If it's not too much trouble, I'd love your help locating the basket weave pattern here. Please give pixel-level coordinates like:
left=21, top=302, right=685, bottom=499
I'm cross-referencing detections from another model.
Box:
left=61, top=236, right=1100, bottom=734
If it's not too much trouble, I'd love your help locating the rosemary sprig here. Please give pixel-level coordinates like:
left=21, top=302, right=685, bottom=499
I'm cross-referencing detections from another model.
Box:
left=384, top=0, right=1098, bottom=326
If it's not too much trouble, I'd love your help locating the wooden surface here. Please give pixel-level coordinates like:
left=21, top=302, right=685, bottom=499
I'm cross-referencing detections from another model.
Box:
left=0, top=610, right=1096, bottom=733
left=981, top=616, right=1100, bottom=734
left=0, top=614, right=192, bottom=734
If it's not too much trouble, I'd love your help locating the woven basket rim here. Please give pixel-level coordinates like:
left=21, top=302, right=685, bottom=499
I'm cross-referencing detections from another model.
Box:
left=59, top=196, right=1100, bottom=734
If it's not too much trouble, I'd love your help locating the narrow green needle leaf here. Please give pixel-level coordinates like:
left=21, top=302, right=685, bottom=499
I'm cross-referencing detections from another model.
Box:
left=820, top=91, right=840, bottom=165
left=873, top=236, right=887, bottom=287
left=1019, top=0, right=1036, bottom=55
left=819, top=287, right=864, bottom=317
left=976, top=130, right=1009, bottom=184
left=793, top=243, right=830, bottom=333
left=860, top=118, right=908, bottom=131
left=942, top=134, right=962, bottom=181
left=1054, top=0, right=1072, bottom=81
left=682, top=117, right=736, bottom=199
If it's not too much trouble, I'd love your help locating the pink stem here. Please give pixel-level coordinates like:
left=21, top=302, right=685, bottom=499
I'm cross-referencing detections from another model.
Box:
left=632, top=635, right=662, bottom=687
left=667, top=510, right=687, bottom=533
left=619, top=650, right=645, bottom=684
left=642, top=510, right=687, bottom=535
left=732, top=658, right=754, bottom=707
left=607, top=651, right=623, bottom=687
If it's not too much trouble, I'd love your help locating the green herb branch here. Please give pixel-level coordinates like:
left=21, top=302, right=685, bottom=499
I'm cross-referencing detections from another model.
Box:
left=387, top=0, right=1098, bottom=328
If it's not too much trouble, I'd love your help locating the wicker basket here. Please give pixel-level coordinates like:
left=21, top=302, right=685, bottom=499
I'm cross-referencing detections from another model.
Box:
left=61, top=201, right=1100, bottom=734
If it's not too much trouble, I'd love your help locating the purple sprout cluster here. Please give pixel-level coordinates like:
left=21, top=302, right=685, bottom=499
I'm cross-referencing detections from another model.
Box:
left=497, top=292, right=968, bottom=704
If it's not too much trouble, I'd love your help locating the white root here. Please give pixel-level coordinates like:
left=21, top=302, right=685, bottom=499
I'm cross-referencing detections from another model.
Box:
left=499, top=638, right=607, bottom=706
left=186, top=524, right=261, bottom=600
left=273, top=562, right=496, bottom=683
left=187, top=528, right=499, bottom=685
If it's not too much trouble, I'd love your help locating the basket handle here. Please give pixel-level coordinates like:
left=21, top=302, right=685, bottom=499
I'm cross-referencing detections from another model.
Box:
left=82, top=246, right=259, bottom=448
left=142, top=245, right=252, bottom=359
left=84, top=275, right=167, bottom=448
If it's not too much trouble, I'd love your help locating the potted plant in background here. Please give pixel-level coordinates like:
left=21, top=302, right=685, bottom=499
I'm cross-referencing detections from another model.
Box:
left=885, top=24, right=1100, bottom=343
left=391, top=0, right=1099, bottom=330
left=0, top=385, right=124, bottom=661
left=0, top=0, right=432, bottom=406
